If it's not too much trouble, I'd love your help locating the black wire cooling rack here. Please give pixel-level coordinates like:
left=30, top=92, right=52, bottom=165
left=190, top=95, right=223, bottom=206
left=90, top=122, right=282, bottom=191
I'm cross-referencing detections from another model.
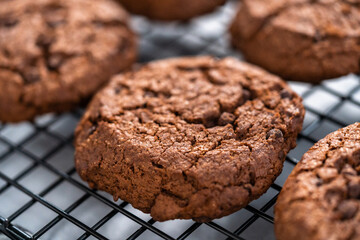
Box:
left=1, top=1, right=360, bottom=239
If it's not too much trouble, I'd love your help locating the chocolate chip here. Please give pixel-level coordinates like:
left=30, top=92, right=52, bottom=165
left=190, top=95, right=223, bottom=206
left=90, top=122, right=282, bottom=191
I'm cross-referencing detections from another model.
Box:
left=44, top=3, right=64, bottom=11
left=177, top=66, right=196, bottom=72
left=348, top=149, right=360, bottom=166
left=47, top=54, right=63, bottom=70
left=336, top=200, right=358, bottom=220
left=24, top=68, right=41, bottom=84
left=143, top=90, right=161, bottom=98
left=87, top=124, right=97, bottom=137
left=341, top=164, right=357, bottom=176
left=341, top=4, right=351, bottom=15
left=152, top=162, right=164, bottom=169
left=92, top=20, right=122, bottom=28
left=118, top=37, right=129, bottom=54
left=280, top=89, right=292, bottom=99
left=114, top=87, right=121, bottom=95
left=253, top=100, right=264, bottom=110
left=235, top=121, right=251, bottom=139
left=137, top=110, right=153, bottom=123
left=43, top=4, right=66, bottom=28
left=2, top=48, right=11, bottom=58
left=326, top=155, right=346, bottom=172
left=85, top=34, right=96, bottom=44
left=325, top=188, right=345, bottom=207
left=206, top=69, right=227, bottom=85
left=218, top=112, right=236, bottom=126
left=36, top=34, right=53, bottom=47
left=313, top=30, right=323, bottom=43
left=0, top=18, right=18, bottom=28
left=266, top=129, right=283, bottom=140
left=46, top=20, right=66, bottom=28
left=348, top=180, right=360, bottom=198
left=315, top=177, right=323, bottom=186
left=278, top=150, right=285, bottom=160
left=249, top=170, right=256, bottom=186
left=242, top=89, right=251, bottom=102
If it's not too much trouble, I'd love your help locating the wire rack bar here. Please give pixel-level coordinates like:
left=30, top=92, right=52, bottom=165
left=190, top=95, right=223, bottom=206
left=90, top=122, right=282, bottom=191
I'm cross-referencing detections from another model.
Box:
left=33, top=193, right=91, bottom=239
left=205, top=222, right=245, bottom=240
left=0, top=172, right=108, bottom=240
left=229, top=194, right=278, bottom=239
left=176, top=222, right=202, bottom=240
left=126, top=219, right=158, bottom=240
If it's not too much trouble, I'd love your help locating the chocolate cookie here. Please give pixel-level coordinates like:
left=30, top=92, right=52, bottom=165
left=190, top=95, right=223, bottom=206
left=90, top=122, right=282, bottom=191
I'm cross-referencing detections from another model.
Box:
left=116, top=0, right=226, bottom=21
left=275, top=123, right=360, bottom=240
left=75, top=56, right=305, bottom=221
left=230, top=0, right=360, bottom=83
left=0, top=0, right=137, bottom=122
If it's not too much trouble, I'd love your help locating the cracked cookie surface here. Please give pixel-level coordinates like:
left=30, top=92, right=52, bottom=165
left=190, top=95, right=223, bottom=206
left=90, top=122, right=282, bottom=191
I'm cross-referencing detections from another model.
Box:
left=0, top=0, right=137, bottom=122
left=230, top=0, right=360, bottom=83
left=75, top=56, right=305, bottom=221
left=116, top=0, right=226, bottom=21
left=275, top=123, right=360, bottom=240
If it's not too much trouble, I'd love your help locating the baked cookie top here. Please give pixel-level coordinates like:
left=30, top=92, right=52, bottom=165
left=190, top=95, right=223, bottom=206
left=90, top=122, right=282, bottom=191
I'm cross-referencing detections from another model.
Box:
left=0, top=0, right=136, bottom=122
left=275, top=123, right=360, bottom=240
left=75, top=56, right=305, bottom=221
left=230, top=0, right=360, bottom=82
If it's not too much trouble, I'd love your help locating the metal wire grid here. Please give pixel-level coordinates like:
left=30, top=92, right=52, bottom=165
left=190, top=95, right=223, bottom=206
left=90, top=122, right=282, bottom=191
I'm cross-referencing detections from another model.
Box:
left=0, top=0, right=359, bottom=239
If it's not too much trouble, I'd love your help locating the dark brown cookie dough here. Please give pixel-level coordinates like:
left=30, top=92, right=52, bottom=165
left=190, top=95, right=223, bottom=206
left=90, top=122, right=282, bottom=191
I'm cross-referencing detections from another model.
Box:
left=116, top=0, right=226, bottom=21
left=275, top=123, right=360, bottom=240
left=230, top=0, right=360, bottom=83
left=75, top=56, right=305, bottom=222
left=0, top=0, right=137, bottom=122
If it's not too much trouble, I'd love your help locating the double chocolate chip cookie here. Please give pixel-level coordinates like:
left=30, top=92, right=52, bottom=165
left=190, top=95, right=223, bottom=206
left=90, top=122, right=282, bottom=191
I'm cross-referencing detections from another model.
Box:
left=116, top=0, right=226, bottom=21
left=230, top=0, right=360, bottom=83
left=0, top=0, right=137, bottom=122
left=75, top=56, right=305, bottom=222
left=275, top=123, right=360, bottom=240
